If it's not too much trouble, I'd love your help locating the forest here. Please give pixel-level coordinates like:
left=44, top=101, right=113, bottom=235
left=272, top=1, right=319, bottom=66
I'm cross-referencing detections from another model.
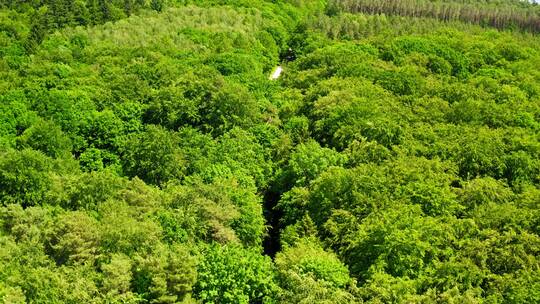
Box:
left=327, top=0, right=540, bottom=32
left=0, top=0, right=539, bottom=303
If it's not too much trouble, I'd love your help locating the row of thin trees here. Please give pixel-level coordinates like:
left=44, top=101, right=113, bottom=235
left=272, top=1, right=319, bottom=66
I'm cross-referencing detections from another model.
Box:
left=309, top=13, right=482, bottom=40
left=328, top=0, right=540, bottom=33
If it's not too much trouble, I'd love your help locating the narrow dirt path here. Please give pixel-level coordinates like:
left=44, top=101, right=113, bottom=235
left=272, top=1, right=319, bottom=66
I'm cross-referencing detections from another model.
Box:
left=269, top=66, right=283, bottom=80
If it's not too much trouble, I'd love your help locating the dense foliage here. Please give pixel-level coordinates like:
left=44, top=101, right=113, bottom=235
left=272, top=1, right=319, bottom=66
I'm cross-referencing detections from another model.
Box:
left=1, top=0, right=539, bottom=303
